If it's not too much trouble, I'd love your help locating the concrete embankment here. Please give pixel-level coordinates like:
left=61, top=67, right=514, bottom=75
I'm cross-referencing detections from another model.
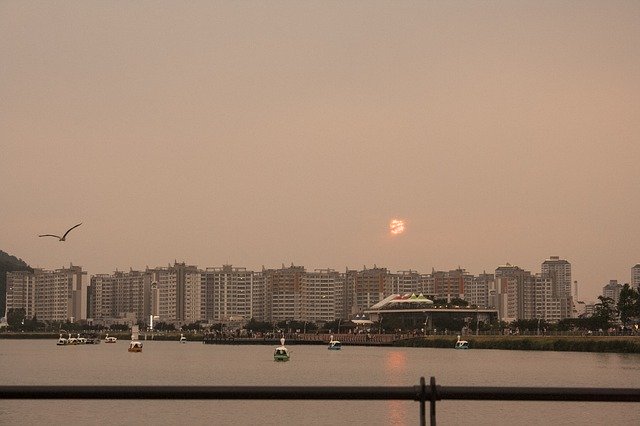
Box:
left=393, top=335, right=640, bottom=353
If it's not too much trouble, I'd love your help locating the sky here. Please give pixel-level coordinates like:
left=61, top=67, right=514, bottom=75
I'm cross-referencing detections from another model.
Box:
left=1, top=1, right=639, bottom=302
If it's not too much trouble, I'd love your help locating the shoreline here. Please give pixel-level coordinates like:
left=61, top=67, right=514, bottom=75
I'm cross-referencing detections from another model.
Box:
left=2, top=332, right=639, bottom=353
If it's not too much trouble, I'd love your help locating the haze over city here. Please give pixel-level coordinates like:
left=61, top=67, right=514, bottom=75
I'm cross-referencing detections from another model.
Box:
left=1, top=1, right=639, bottom=303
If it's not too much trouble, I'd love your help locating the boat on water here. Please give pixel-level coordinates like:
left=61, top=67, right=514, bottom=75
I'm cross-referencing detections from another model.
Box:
left=128, top=341, right=143, bottom=352
left=104, top=334, right=117, bottom=343
left=274, top=337, right=290, bottom=361
left=128, top=325, right=143, bottom=353
left=328, top=335, right=341, bottom=350
left=455, top=335, right=469, bottom=349
left=56, top=334, right=68, bottom=346
left=179, top=333, right=187, bottom=343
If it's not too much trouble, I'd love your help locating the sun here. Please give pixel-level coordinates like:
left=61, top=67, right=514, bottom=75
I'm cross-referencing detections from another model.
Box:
left=389, top=219, right=406, bottom=235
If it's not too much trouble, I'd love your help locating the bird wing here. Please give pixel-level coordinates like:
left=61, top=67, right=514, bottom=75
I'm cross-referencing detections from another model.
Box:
left=62, top=223, right=83, bottom=239
left=39, top=234, right=61, bottom=238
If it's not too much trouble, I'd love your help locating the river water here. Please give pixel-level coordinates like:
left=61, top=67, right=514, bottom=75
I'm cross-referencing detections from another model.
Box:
left=1, top=339, right=639, bottom=425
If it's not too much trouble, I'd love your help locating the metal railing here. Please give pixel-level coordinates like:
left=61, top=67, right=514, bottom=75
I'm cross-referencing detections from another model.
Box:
left=2, top=377, right=639, bottom=426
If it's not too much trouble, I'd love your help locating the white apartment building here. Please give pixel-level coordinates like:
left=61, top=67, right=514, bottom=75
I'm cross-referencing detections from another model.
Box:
left=89, top=270, right=151, bottom=324
left=184, top=270, right=205, bottom=323
left=386, top=270, right=422, bottom=296
left=204, top=265, right=253, bottom=323
left=531, top=274, right=562, bottom=321
left=147, top=262, right=201, bottom=323
left=300, top=269, right=343, bottom=323
left=4, top=271, right=36, bottom=318
left=6, top=265, right=87, bottom=322
left=465, top=273, right=493, bottom=308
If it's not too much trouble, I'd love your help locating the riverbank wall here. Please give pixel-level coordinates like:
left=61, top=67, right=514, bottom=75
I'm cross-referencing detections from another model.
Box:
left=394, top=335, right=640, bottom=353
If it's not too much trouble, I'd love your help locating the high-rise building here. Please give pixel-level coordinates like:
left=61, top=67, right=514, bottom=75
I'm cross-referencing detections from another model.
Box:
left=602, top=280, right=623, bottom=303
left=541, top=256, right=573, bottom=318
left=632, top=264, right=640, bottom=290
left=5, top=265, right=87, bottom=322
left=494, top=264, right=530, bottom=322
left=147, top=262, right=201, bottom=323
left=426, top=268, right=473, bottom=301
left=263, top=264, right=305, bottom=322
left=203, top=265, right=254, bottom=323
left=88, top=270, right=152, bottom=324
left=531, top=274, right=561, bottom=321
left=541, top=256, right=572, bottom=297
left=465, top=273, right=493, bottom=308
left=386, top=270, right=422, bottom=296
left=301, top=268, right=344, bottom=323
left=4, top=271, right=36, bottom=319
left=345, top=266, right=389, bottom=314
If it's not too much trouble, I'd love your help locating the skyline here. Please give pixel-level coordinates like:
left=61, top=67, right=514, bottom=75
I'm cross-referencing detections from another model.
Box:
left=11, top=252, right=640, bottom=302
left=2, top=2, right=639, bottom=303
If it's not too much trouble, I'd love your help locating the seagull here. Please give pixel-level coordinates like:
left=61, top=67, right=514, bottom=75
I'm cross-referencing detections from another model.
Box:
left=38, top=223, right=83, bottom=241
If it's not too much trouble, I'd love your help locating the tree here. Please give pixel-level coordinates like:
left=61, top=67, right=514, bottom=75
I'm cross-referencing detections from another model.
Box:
left=153, top=321, right=175, bottom=331
left=7, top=308, right=26, bottom=328
left=181, top=321, right=202, bottom=331
left=617, top=284, right=639, bottom=325
left=109, top=323, right=130, bottom=331
left=244, top=318, right=273, bottom=333
left=593, top=296, right=617, bottom=329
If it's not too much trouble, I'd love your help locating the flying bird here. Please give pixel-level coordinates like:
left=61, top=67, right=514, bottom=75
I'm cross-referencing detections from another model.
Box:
left=38, top=223, right=83, bottom=241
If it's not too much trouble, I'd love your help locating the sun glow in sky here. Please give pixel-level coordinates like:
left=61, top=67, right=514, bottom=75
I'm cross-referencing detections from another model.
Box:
left=389, top=219, right=406, bottom=235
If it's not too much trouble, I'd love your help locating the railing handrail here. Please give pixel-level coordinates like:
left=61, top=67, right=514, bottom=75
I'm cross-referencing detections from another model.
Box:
left=2, top=378, right=639, bottom=426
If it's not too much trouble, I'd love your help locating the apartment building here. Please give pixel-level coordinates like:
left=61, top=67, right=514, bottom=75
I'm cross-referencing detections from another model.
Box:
left=203, top=265, right=254, bottom=323
left=465, top=273, right=493, bottom=308
left=147, top=262, right=201, bottom=323
left=425, top=268, right=473, bottom=301
left=541, top=255, right=574, bottom=318
left=4, top=271, right=36, bottom=318
left=602, top=280, right=623, bottom=303
left=263, top=264, right=305, bottom=322
left=493, top=264, right=530, bottom=322
left=386, top=270, right=423, bottom=296
left=345, top=266, right=388, bottom=314
left=88, top=270, right=151, bottom=324
left=5, top=265, right=87, bottom=322
left=632, top=264, right=640, bottom=290
left=300, top=268, right=344, bottom=323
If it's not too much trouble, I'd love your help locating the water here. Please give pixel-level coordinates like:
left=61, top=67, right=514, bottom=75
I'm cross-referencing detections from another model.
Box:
left=1, top=340, right=639, bottom=425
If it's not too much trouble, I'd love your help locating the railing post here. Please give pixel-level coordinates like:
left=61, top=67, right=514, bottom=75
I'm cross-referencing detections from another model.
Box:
left=418, top=377, right=426, bottom=426
left=430, top=376, right=438, bottom=426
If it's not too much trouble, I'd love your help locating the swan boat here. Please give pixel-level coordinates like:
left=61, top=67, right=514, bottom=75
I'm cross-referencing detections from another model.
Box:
left=128, top=325, right=143, bottom=352
left=56, top=334, right=68, bottom=346
left=328, top=335, right=341, bottom=350
left=274, top=337, right=290, bottom=361
left=455, top=335, right=469, bottom=349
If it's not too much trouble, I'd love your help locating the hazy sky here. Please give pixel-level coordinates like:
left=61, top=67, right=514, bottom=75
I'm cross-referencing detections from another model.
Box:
left=2, top=1, right=639, bottom=302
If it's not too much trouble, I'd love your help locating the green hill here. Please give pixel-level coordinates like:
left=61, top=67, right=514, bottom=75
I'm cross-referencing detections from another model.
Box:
left=0, top=250, right=32, bottom=316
